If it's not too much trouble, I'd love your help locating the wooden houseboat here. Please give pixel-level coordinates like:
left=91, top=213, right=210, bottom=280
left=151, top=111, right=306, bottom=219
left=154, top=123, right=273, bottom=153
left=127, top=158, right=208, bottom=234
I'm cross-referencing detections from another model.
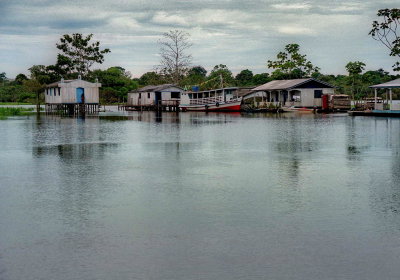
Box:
left=179, top=87, right=244, bottom=111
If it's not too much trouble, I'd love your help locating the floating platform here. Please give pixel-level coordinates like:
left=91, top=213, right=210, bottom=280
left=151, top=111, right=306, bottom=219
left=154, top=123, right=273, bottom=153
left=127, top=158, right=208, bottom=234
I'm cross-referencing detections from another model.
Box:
left=349, top=110, right=400, bottom=117
left=119, top=104, right=180, bottom=112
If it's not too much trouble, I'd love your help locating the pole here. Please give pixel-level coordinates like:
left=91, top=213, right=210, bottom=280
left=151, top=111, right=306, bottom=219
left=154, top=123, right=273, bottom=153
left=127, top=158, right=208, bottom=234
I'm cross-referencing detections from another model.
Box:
left=390, top=88, right=393, bottom=110
left=374, top=88, right=377, bottom=110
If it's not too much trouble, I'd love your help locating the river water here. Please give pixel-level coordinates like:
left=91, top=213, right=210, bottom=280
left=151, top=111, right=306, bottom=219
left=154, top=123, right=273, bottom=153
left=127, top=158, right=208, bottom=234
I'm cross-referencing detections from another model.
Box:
left=1, top=111, right=400, bottom=280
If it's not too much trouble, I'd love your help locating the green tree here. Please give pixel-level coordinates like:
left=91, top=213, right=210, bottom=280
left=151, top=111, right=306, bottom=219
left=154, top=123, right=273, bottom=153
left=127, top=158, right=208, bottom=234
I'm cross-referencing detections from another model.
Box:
left=139, top=72, right=166, bottom=86
left=235, top=69, right=254, bottom=86
left=267, top=43, right=320, bottom=78
left=181, top=66, right=207, bottom=87
left=369, top=9, right=400, bottom=71
left=252, top=73, right=271, bottom=86
left=46, top=54, right=75, bottom=79
left=28, top=65, right=58, bottom=84
left=89, top=66, right=138, bottom=103
left=206, top=64, right=235, bottom=89
left=345, top=61, right=366, bottom=100
left=14, top=74, right=28, bottom=85
left=56, top=33, right=111, bottom=76
left=0, top=72, right=7, bottom=84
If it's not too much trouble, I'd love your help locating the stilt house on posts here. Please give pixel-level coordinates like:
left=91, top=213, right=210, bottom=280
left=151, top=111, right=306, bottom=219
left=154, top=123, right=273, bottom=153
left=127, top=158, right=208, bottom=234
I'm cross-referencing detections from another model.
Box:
left=45, top=76, right=101, bottom=115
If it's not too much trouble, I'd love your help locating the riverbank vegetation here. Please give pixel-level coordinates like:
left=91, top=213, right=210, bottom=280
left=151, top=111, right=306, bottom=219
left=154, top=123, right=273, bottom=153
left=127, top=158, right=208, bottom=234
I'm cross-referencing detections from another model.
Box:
left=0, top=107, right=35, bottom=120
left=0, top=8, right=399, bottom=103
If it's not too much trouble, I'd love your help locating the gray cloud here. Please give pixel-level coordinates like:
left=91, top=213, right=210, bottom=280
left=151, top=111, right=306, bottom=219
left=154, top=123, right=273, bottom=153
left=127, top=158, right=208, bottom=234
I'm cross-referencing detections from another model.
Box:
left=0, top=0, right=398, bottom=78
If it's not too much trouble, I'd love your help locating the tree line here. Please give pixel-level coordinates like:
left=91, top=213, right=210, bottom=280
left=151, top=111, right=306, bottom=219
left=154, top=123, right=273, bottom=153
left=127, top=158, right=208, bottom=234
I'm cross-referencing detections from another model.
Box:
left=0, top=8, right=399, bottom=104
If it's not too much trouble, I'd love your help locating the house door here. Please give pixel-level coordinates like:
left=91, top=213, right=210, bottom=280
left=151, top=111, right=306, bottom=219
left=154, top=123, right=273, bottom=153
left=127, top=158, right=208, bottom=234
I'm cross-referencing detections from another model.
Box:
left=76, top=88, right=85, bottom=103
left=155, top=92, right=162, bottom=105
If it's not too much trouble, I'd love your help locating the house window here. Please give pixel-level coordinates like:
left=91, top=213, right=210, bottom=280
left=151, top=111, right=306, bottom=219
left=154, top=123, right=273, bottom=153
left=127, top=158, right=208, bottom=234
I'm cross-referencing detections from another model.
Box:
left=292, top=90, right=301, bottom=102
left=58, top=88, right=61, bottom=96
left=314, top=90, right=323, bottom=98
left=171, top=92, right=180, bottom=99
left=148, top=92, right=150, bottom=99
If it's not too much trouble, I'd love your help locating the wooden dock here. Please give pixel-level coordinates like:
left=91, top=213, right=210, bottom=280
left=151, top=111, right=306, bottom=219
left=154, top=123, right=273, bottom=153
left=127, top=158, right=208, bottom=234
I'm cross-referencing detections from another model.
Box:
left=349, top=110, right=400, bottom=117
left=118, top=100, right=180, bottom=112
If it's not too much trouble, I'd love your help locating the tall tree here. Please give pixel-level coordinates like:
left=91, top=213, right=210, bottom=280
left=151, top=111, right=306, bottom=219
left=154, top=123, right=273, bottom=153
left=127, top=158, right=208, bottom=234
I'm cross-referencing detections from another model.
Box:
left=252, top=73, right=271, bottom=85
left=158, top=30, right=192, bottom=84
left=345, top=61, right=366, bottom=100
left=182, top=66, right=207, bottom=87
left=14, top=74, right=28, bottom=85
left=267, top=43, right=320, bottom=78
left=56, top=33, right=110, bottom=77
left=88, top=67, right=138, bottom=103
left=0, top=72, right=7, bottom=85
left=139, top=71, right=166, bottom=86
left=235, top=69, right=254, bottom=86
left=369, top=9, right=400, bottom=71
left=206, top=64, right=235, bottom=88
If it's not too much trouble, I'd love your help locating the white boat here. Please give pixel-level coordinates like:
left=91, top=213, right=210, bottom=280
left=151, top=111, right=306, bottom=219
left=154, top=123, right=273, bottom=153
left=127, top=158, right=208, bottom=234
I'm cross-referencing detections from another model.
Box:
left=282, top=106, right=316, bottom=113
left=180, top=87, right=243, bottom=112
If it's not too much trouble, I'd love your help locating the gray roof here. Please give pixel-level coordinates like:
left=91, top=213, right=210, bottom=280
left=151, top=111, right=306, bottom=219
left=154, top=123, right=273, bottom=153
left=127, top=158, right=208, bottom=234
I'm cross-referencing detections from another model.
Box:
left=235, top=87, right=255, bottom=97
left=370, top=78, right=400, bottom=88
left=134, top=84, right=182, bottom=92
left=252, top=78, right=334, bottom=91
left=46, top=79, right=74, bottom=87
left=186, top=87, right=239, bottom=94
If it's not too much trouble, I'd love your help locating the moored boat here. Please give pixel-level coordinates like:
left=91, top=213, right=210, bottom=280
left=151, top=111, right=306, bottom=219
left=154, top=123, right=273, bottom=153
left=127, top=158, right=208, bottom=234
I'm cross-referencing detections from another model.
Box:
left=180, top=87, right=243, bottom=112
left=282, top=106, right=315, bottom=113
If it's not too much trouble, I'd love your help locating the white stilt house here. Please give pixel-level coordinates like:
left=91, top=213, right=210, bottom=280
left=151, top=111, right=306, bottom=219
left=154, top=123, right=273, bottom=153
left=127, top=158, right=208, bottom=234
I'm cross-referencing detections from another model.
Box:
left=45, top=76, right=101, bottom=115
left=127, top=84, right=185, bottom=109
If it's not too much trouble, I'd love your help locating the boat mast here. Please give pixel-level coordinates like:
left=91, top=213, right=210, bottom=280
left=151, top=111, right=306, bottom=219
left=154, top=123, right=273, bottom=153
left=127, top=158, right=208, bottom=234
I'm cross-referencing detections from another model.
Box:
left=220, top=74, right=225, bottom=102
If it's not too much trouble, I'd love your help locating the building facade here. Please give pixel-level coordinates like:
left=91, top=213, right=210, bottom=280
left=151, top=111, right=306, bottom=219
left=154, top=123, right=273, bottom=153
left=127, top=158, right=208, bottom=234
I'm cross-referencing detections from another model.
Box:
left=127, top=84, right=185, bottom=107
left=45, top=78, right=101, bottom=115
left=244, top=78, right=335, bottom=108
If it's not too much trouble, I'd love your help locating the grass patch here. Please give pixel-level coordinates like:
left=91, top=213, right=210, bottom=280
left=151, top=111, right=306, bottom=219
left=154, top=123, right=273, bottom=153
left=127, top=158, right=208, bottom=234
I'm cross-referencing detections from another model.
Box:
left=0, top=107, right=35, bottom=119
left=0, top=102, right=34, bottom=105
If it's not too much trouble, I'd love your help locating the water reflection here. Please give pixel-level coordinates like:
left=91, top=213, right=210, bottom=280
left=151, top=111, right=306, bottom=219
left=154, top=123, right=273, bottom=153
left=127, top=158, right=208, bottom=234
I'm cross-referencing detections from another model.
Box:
left=2, top=112, right=400, bottom=280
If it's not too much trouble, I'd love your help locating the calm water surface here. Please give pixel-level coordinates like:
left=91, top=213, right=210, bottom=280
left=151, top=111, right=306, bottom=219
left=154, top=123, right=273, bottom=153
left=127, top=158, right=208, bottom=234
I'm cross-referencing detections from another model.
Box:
left=1, top=111, right=400, bottom=280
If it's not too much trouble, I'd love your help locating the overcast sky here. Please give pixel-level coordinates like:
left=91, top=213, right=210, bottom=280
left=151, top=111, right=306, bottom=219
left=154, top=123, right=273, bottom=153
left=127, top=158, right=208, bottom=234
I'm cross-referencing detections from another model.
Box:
left=0, top=0, right=398, bottom=78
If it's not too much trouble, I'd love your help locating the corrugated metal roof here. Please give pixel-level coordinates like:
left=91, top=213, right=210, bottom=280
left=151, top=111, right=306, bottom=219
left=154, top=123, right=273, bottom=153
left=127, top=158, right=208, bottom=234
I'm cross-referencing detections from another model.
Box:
left=252, top=78, right=334, bottom=91
left=370, top=78, right=400, bottom=88
left=46, top=80, right=75, bottom=87
left=135, top=84, right=182, bottom=92
left=186, top=87, right=239, bottom=94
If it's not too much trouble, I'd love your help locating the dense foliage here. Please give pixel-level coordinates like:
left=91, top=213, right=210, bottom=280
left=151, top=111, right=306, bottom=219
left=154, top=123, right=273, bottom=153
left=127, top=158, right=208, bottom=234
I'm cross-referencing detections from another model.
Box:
left=267, top=44, right=320, bottom=79
left=88, top=67, right=138, bottom=104
left=2, top=25, right=400, bottom=104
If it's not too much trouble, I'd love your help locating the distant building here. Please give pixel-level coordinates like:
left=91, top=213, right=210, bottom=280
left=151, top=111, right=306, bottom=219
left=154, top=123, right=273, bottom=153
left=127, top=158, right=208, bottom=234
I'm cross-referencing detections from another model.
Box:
left=45, top=77, right=101, bottom=115
left=370, top=78, right=400, bottom=111
left=127, top=84, right=185, bottom=107
left=244, top=78, right=335, bottom=108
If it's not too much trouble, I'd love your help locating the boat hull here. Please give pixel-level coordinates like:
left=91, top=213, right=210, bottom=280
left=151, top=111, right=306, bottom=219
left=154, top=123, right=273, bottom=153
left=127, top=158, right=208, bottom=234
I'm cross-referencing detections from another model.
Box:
left=180, top=101, right=242, bottom=112
left=282, top=106, right=316, bottom=113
